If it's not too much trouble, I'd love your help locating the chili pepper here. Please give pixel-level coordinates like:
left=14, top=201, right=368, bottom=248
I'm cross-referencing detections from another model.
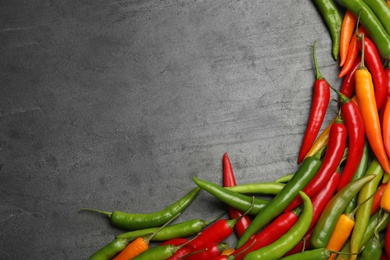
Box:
left=223, top=153, right=252, bottom=238
left=159, top=238, right=189, bottom=247
left=213, top=241, right=257, bottom=260
left=232, top=207, right=302, bottom=260
left=226, top=182, right=284, bottom=195
left=236, top=156, right=321, bottom=248
left=192, top=177, right=269, bottom=215
left=361, top=236, right=382, bottom=260
left=340, top=10, right=357, bottom=67
left=312, top=0, right=342, bottom=60
left=166, top=245, right=193, bottom=260
left=310, top=174, right=375, bottom=249
left=340, top=55, right=361, bottom=98
left=326, top=190, right=377, bottom=260
left=383, top=98, right=390, bottom=159
left=89, top=238, right=130, bottom=260
left=361, top=0, right=390, bottom=36
left=343, top=140, right=370, bottom=214
left=355, top=34, right=390, bottom=174
left=388, top=0, right=390, bottom=7
left=112, top=213, right=180, bottom=260
left=297, top=41, right=331, bottom=164
left=371, top=183, right=388, bottom=216
left=131, top=243, right=186, bottom=260
left=303, top=117, right=335, bottom=160
left=338, top=28, right=360, bottom=78
left=242, top=191, right=313, bottom=260
left=357, top=36, right=388, bottom=110
left=116, top=216, right=216, bottom=241
left=220, top=247, right=235, bottom=256
left=330, top=88, right=365, bottom=191
left=339, top=0, right=390, bottom=60
left=274, top=174, right=294, bottom=183
left=286, top=116, right=347, bottom=212
left=381, top=181, right=390, bottom=211
left=280, top=248, right=333, bottom=260
left=181, top=242, right=228, bottom=260
left=81, top=187, right=200, bottom=230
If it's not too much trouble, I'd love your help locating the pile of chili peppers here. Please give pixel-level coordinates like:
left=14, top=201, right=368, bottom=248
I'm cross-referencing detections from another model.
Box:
left=82, top=0, right=390, bottom=259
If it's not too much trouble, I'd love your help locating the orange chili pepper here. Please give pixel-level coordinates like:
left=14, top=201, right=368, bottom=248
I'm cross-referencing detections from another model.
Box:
left=371, top=183, right=388, bottom=216
left=303, top=117, right=334, bottom=160
left=339, top=10, right=357, bottom=67
left=383, top=98, right=390, bottom=160
left=326, top=213, right=355, bottom=260
left=380, top=182, right=390, bottom=211
left=355, top=34, right=390, bottom=174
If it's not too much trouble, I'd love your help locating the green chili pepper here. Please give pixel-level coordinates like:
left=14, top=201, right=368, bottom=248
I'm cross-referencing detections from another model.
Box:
left=344, top=140, right=370, bottom=214
left=339, top=0, right=390, bottom=60
left=226, top=182, right=285, bottom=195
left=192, top=177, right=269, bottom=215
left=280, top=248, right=332, bottom=260
left=236, top=156, right=321, bottom=248
left=361, top=0, right=390, bottom=36
left=131, top=243, right=181, bottom=260
left=81, top=187, right=200, bottom=230
left=274, top=174, right=294, bottom=183
left=115, top=217, right=215, bottom=241
left=89, top=238, right=130, bottom=260
left=243, top=191, right=313, bottom=260
left=360, top=236, right=382, bottom=260
left=313, top=0, right=342, bottom=60
left=310, top=174, right=376, bottom=249
left=349, top=159, right=384, bottom=259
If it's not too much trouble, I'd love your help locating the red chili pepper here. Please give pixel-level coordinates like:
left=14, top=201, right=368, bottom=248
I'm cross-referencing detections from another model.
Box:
left=181, top=242, right=227, bottom=260
left=231, top=208, right=301, bottom=260
left=333, top=91, right=365, bottom=191
left=223, top=153, right=251, bottom=238
left=167, top=245, right=193, bottom=260
left=340, top=55, right=361, bottom=98
left=159, top=238, right=189, bottom=247
left=357, top=36, right=388, bottom=110
left=287, top=116, right=347, bottom=211
left=371, top=183, right=388, bottom=216
left=283, top=229, right=313, bottom=256
left=297, top=42, right=330, bottom=164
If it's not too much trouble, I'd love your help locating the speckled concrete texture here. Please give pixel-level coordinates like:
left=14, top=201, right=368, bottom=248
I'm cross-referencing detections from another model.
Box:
left=1, top=0, right=343, bottom=259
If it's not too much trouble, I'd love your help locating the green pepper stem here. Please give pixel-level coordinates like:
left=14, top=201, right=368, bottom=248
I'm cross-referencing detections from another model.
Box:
left=79, top=208, right=112, bottom=218
left=313, top=41, right=323, bottom=80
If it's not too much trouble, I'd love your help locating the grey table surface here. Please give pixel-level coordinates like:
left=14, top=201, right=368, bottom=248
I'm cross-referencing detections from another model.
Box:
left=1, top=0, right=345, bottom=259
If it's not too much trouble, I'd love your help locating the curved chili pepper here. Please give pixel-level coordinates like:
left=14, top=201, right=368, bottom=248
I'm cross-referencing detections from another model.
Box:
left=361, top=236, right=382, bottom=260
left=312, top=0, right=342, bottom=60
left=226, top=182, right=284, bottom=195
left=340, top=55, right=361, bottom=98
left=303, top=117, right=335, bottom=160
left=383, top=98, right=390, bottom=160
left=357, top=36, right=388, bottom=110
left=339, top=29, right=360, bottom=78
left=236, top=156, right=321, bottom=248
left=286, top=117, right=347, bottom=212
left=281, top=247, right=333, bottom=260
left=284, top=172, right=340, bottom=256
left=284, top=229, right=313, bottom=257
left=89, top=238, right=130, bottom=260
left=81, top=187, right=200, bottom=230
left=193, top=177, right=269, bottom=215
left=331, top=90, right=365, bottom=191
left=340, top=10, right=357, bottom=67
left=339, top=0, right=390, bottom=60
left=232, top=207, right=301, bottom=260
left=310, top=174, right=375, bottom=249
left=362, top=0, right=390, bottom=36
left=297, top=41, right=330, bottom=164
left=243, top=191, right=313, bottom=260
left=355, top=35, right=390, bottom=174
left=223, top=153, right=251, bottom=238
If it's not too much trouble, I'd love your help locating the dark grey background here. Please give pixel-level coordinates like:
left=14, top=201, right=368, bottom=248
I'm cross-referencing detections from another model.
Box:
left=1, top=1, right=344, bottom=259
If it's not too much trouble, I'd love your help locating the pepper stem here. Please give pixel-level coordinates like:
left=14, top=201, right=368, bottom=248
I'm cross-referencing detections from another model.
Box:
left=79, top=207, right=112, bottom=218
left=144, top=213, right=181, bottom=243
left=313, top=41, right=323, bottom=80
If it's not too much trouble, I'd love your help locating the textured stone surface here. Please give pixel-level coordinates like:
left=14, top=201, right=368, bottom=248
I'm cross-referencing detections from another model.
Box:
left=1, top=0, right=343, bottom=259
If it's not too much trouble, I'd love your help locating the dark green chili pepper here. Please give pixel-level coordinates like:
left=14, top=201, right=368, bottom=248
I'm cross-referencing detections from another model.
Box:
left=312, top=0, right=342, bottom=60
left=361, top=236, right=382, bottom=260
left=236, top=156, right=321, bottom=249
left=339, top=0, right=390, bottom=60
left=192, top=177, right=269, bottom=215
left=81, top=187, right=200, bottom=230
left=344, top=140, right=370, bottom=214
left=226, top=182, right=285, bottom=195
left=89, top=238, right=130, bottom=260
left=115, top=217, right=215, bottom=241
left=310, top=174, right=376, bottom=249
left=243, top=191, right=313, bottom=260
left=361, top=0, right=390, bottom=36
